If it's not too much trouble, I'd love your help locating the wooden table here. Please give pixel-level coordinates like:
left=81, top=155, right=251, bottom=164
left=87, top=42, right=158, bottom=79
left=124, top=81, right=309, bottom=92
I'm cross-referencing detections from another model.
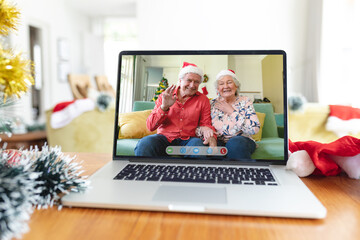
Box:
left=0, top=130, right=47, bottom=149
left=23, top=153, right=360, bottom=240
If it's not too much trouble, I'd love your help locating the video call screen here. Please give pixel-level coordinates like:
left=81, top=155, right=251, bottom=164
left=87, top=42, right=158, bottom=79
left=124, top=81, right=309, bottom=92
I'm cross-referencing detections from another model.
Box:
left=114, top=52, right=286, bottom=162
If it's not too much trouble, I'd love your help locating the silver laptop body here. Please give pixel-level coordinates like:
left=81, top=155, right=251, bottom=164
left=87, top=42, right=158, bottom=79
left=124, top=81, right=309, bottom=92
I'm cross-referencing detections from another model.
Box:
left=62, top=50, right=326, bottom=219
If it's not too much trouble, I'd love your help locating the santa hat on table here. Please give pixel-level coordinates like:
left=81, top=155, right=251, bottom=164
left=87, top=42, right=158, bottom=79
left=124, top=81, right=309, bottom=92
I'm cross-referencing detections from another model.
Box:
left=325, top=105, right=360, bottom=137
left=178, top=62, right=204, bottom=82
left=50, top=98, right=95, bottom=129
left=286, top=136, right=360, bottom=179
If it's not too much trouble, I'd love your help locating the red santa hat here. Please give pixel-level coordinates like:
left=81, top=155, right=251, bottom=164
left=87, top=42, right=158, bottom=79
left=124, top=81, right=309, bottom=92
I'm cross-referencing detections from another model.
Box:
left=50, top=98, right=95, bottom=129
left=287, top=136, right=360, bottom=179
left=216, top=69, right=238, bottom=82
left=178, top=62, right=204, bottom=82
left=325, top=105, right=360, bottom=137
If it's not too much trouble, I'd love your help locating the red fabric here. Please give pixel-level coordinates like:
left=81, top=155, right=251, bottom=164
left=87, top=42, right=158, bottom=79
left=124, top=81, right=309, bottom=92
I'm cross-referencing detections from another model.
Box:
left=329, top=105, right=360, bottom=120
left=289, top=136, right=360, bottom=176
left=182, top=62, right=197, bottom=68
left=202, top=86, right=208, bottom=95
left=147, top=86, right=215, bottom=143
left=228, top=69, right=235, bottom=74
left=53, top=100, right=76, bottom=112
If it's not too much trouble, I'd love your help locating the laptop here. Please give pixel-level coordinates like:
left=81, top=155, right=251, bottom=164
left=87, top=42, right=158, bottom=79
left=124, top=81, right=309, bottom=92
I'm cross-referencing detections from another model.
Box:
left=62, top=50, right=326, bottom=219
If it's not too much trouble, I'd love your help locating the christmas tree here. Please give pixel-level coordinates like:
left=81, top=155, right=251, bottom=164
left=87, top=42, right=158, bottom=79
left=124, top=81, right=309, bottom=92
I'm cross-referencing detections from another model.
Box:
left=151, top=77, right=169, bottom=102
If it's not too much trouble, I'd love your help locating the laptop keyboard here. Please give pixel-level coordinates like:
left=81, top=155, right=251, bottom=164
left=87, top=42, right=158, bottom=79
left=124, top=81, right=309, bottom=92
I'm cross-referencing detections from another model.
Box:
left=114, top=164, right=278, bottom=186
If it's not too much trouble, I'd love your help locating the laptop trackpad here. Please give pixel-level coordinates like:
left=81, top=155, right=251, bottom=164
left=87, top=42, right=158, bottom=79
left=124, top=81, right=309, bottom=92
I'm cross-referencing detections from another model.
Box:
left=153, top=185, right=227, bottom=204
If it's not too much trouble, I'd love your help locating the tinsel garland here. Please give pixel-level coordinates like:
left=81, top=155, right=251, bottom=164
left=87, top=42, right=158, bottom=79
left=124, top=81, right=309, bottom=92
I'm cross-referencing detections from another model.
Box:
left=0, top=151, right=41, bottom=240
left=0, top=1, right=89, bottom=239
left=0, top=0, right=34, bottom=102
left=0, top=0, right=20, bottom=36
left=25, top=145, right=89, bottom=208
left=0, top=46, right=35, bottom=102
left=0, top=146, right=89, bottom=240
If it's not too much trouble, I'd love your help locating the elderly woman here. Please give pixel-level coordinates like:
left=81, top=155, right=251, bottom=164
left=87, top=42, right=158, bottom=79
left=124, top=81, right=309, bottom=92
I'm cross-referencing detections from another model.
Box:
left=197, top=69, right=260, bottom=159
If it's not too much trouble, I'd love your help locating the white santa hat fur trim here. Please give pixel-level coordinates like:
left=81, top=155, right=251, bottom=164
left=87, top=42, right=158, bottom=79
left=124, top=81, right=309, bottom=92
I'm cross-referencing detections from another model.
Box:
left=325, top=105, right=360, bottom=137
left=50, top=98, right=95, bottom=129
left=216, top=69, right=238, bottom=82
left=178, top=62, right=204, bottom=82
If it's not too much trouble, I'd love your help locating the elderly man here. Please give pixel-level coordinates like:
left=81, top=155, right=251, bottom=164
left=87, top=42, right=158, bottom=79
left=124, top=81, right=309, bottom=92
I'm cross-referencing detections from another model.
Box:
left=134, top=62, right=216, bottom=157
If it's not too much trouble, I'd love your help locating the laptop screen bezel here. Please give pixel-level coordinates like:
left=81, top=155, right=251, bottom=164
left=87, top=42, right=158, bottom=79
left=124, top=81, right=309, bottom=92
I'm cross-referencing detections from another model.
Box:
left=112, top=50, right=288, bottom=166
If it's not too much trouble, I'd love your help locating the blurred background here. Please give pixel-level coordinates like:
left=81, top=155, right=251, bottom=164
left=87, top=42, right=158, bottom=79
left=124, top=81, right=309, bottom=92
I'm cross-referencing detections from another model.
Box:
left=2, top=0, right=360, bottom=151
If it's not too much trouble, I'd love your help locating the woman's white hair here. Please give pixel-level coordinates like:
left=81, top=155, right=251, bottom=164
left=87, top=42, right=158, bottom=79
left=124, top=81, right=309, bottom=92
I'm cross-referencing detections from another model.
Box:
left=215, top=70, right=241, bottom=96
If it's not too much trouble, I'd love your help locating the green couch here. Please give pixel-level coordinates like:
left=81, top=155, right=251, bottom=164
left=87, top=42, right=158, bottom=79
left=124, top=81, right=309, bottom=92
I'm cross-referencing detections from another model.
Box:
left=116, top=101, right=285, bottom=160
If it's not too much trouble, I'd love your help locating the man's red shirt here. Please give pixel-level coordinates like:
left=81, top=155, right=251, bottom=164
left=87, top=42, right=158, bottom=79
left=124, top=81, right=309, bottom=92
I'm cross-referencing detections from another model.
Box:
left=147, top=87, right=216, bottom=142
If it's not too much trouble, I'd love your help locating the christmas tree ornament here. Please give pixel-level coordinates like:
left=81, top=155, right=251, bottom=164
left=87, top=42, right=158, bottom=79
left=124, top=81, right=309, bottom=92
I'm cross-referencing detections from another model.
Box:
left=203, top=74, right=209, bottom=83
left=0, top=0, right=20, bottom=35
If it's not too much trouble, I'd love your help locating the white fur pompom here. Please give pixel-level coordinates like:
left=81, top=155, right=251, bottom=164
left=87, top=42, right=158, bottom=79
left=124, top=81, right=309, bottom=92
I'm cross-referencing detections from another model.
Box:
left=286, top=150, right=316, bottom=177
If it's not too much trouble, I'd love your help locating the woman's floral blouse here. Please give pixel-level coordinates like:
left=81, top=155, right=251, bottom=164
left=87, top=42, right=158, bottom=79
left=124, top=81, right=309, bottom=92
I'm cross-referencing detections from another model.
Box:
left=209, top=96, right=260, bottom=143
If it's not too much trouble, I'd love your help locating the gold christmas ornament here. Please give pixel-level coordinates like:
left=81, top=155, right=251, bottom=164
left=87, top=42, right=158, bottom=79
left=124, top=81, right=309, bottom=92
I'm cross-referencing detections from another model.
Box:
left=0, top=46, right=34, bottom=102
left=0, top=0, right=21, bottom=35
left=203, top=74, right=209, bottom=83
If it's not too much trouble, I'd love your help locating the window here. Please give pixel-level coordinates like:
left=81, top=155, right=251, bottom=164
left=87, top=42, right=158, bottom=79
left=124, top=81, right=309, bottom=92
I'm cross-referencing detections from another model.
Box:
left=319, top=0, right=360, bottom=106
left=103, top=17, right=138, bottom=93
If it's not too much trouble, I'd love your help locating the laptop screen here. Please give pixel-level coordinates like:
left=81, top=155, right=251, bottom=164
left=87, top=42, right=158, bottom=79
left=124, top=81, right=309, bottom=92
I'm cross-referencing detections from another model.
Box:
left=113, top=50, right=287, bottom=164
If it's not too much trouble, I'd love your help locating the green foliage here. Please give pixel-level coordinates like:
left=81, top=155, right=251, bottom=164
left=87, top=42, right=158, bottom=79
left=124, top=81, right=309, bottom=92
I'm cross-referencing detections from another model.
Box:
left=151, top=77, right=169, bottom=102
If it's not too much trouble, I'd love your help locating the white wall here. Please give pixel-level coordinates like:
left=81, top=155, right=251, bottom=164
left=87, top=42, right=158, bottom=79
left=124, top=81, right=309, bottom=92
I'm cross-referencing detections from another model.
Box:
left=137, top=0, right=311, bottom=98
left=319, top=0, right=360, bottom=106
left=8, top=0, right=321, bottom=124
left=10, top=0, right=95, bottom=123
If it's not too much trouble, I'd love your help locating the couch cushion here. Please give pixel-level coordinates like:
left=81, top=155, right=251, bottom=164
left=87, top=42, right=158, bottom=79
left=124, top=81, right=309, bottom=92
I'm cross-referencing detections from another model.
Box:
left=251, top=137, right=285, bottom=160
left=133, top=101, right=156, bottom=111
left=118, top=110, right=156, bottom=139
left=253, top=103, right=278, bottom=138
left=251, top=112, right=266, bottom=142
left=116, top=139, right=139, bottom=156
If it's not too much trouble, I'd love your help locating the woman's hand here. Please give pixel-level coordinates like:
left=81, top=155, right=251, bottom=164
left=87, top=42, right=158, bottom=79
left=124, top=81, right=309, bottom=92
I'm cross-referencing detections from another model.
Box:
left=199, top=126, right=214, bottom=140
left=204, top=136, right=217, bottom=148
left=161, top=84, right=177, bottom=111
left=214, top=97, right=235, bottom=115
